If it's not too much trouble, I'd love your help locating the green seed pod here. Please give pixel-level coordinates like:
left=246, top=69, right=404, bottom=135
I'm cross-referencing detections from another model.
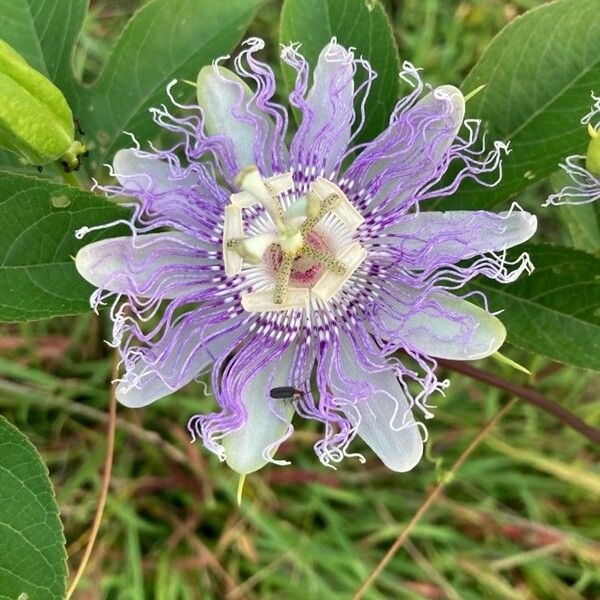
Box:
left=585, top=123, right=600, bottom=177
left=0, top=39, right=81, bottom=166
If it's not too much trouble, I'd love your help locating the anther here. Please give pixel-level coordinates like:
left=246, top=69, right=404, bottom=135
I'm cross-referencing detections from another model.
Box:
left=312, top=242, right=367, bottom=302
left=311, top=177, right=364, bottom=230
left=274, top=250, right=295, bottom=304
left=223, top=205, right=243, bottom=276
left=300, top=193, right=339, bottom=236
left=226, top=237, right=244, bottom=250
left=300, top=244, right=346, bottom=275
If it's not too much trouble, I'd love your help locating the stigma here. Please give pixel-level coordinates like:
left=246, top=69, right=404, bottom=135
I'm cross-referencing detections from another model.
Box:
left=222, top=166, right=366, bottom=312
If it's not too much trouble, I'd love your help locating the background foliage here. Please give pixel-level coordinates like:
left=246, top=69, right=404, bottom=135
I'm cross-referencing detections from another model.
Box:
left=0, top=0, right=598, bottom=598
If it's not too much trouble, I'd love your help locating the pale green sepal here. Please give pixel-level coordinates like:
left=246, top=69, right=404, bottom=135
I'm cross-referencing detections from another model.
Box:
left=236, top=473, right=246, bottom=507
left=491, top=351, right=531, bottom=376
left=463, top=83, right=486, bottom=104
left=425, top=440, right=454, bottom=484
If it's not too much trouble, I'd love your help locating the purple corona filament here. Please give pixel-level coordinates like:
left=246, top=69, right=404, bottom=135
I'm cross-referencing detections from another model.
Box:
left=544, top=92, right=600, bottom=207
left=75, top=38, right=537, bottom=475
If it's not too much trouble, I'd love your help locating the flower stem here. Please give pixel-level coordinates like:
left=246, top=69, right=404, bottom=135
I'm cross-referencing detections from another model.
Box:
left=438, top=358, right=600, bottom=445
left=65, top=352, right=118, bottom=599
left=236, top=473, right=246, bottom=507
left=351, top=399, right=517, bottom=600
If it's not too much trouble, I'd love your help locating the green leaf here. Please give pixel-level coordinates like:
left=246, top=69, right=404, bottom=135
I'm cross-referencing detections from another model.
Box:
left=0, top=170, right=128, bottom=321
left=81, top=0, right=265, bottom=175
left=0, top=415, right=67, bottom=600
left=477, top=244, right=600, bottom=371
left=280, top=0, right=400, bottom=145
left=557, top=203, right=600, bottom=253
left=445, top=0, right=600, bottom=210
left=0, top=0, right=87, bottom=88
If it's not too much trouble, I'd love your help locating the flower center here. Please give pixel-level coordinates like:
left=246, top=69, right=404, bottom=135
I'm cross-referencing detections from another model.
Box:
left=222, top=166, right=367, bottom=312
left=266, top=231, right=328, bottom=288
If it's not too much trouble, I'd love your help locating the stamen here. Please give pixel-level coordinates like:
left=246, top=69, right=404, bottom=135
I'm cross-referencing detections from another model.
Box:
left=311, top=177, right=364, bottom=230
left=227, top=233, right=277, bottom=264
left=279, top=227, right=304, bottom=253
left=226, top=237, right=244, bottom=250
left=312, top=242, right=367, bottom=302
left=223, top=205, right=243, bottom=276
left=241, top=287, right=310, bottom=312
left=264, top=172, right=294, bottom=196
left=300, top=244, right=346, bottom=275
left=230, top=191, right=259, bottom=208
left=274, top=251, right=295, bottom=304
left=300, top=193, right=339, bottom=235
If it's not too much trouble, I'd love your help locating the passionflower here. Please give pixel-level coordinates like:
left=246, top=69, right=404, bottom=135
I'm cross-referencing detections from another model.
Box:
left=544, top=93, right=600, bottom=206
left=75, top=38, right=537, bottom=475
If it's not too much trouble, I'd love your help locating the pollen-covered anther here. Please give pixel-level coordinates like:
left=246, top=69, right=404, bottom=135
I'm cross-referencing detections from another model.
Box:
left=312, top=241, right=367, bottom=302
left=300, top=243, right=346, bottom=275
left=274, top=251, right=295, bottom=304
left=311, top=176, right=364, bottom=230
left=300, top=193, right=340, bottom=236
left=223, top=205, right=243, bottom=276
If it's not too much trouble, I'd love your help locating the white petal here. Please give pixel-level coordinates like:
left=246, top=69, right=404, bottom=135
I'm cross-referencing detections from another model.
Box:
left=75, top=232, right=211, bottom=298
left=386, top=210, right=537, bottom=262
left=333, top=334, right=423, bottom=472
left=379, top=287, right=506, bottom=360
left=113, top=149, right=197, bottom=193
left=222, top=350, right=295, bottom=474
left=419, top=85, right=465, bottom=163
left=116, top=317, right=236, bottom=408
left=347, top=85, right=464, bottom=208
left=296, top=41, right=355, bottom=175
left=197, top=65, right=272, bottom=171
left=112, top=149, right=214, bottom=228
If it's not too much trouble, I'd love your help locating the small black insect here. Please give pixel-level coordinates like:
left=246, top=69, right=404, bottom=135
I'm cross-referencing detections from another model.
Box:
left=269, top=386, right=303, bottom=401
left=74, top=117, right=85, bottom=136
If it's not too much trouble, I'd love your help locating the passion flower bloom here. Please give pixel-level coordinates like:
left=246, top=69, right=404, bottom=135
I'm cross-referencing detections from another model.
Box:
left=75, top=38, right=537, bottom=475
left=544, top=93, right=600, bottom=207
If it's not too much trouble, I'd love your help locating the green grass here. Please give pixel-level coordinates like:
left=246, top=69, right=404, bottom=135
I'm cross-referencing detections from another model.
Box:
left=1, top=1, right=599, bottom=598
